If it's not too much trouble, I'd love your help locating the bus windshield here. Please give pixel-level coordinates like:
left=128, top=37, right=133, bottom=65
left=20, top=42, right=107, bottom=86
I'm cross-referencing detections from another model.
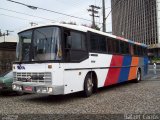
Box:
left=17, top=27, right=62, bottom=62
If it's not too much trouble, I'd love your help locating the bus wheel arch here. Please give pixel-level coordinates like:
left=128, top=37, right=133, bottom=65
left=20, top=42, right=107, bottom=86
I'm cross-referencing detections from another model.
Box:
left=83, top=71, right=98, bottom=97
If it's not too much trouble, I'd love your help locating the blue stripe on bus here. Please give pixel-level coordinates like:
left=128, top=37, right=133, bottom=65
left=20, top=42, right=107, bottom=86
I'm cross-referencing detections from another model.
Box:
left=144, top=57, right=148, bottom=75
left=118, top=56, right=132, bottom=83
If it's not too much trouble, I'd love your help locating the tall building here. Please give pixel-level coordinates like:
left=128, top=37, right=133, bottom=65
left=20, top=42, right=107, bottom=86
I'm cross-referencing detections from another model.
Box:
left=111, top=0, right=160, bottom=57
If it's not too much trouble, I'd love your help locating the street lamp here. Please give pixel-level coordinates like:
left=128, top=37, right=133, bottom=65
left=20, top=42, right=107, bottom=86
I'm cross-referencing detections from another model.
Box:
left=27, top=6, right=38, bottom=10
left=6, top=0, right=97, bottom=23
left=7, top=0, right=37, bottom=10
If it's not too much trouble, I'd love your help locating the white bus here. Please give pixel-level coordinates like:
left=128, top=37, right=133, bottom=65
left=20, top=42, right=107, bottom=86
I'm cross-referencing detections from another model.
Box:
left=12, top=23, right=148, bottom=97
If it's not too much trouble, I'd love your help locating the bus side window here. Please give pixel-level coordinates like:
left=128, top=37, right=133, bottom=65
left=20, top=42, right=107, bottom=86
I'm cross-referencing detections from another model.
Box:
left=130, top=44, right=134, bottom=55
left=90, top=33, right=99, bottom=51
left=144, top=48, right=147, bottom=56
left=66, top=36, right=72, bottom=49
left=65, top=30, right=86, bottom=50
left=71, top=32, right=85, bottom=50
left=133, top=45, right=138, bottom=56
left=64, top=31, right=71, bottom=49
left=90, top=33, right=107, bottom=52
left=124, top=42, right=129, bottom=54
left=107, top=38, right=113, bottom=53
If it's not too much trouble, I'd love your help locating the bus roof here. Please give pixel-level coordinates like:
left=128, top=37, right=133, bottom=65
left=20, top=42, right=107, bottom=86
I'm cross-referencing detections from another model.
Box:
left=19, top=23, right=147, bottom=47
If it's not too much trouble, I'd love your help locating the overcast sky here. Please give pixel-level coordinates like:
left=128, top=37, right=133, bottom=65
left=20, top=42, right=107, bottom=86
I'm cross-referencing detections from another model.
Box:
left=0, top=0, right=112, bottom=35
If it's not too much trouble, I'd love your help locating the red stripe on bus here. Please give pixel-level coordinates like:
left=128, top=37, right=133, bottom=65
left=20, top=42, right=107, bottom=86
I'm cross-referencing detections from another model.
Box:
left=104, top=55, right=124, bottom=86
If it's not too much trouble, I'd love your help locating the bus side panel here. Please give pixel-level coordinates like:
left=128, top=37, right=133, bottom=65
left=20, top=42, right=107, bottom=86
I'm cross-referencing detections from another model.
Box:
left=144, top=57, right=148, bottom=75
left=96, top=69, right=109, bottom=88
left=63, top=70, right=89, bottom=94
left=128, top=57, right=139, bottom=80
left=118, top=55, right=132, bottom=83
left=63, top=61, right=89, bottom=94
left=138, top=57, right=144, bottom=77
left=104, top=55, right=123, bottom=86
left=90, top=54, right=112, bottom=88
left=142, top=57, right=148, bottom=79
left=51, top=64, right=64, bottom=86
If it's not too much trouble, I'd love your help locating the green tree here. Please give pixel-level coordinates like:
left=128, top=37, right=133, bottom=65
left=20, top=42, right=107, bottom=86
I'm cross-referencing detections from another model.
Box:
left=91, top=24, right=100, bottom=30
left=61, top=21, right=77, bottom=25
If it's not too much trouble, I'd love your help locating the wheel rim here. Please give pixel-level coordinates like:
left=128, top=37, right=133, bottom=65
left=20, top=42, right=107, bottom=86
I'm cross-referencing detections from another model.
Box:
left=137, top=71, right=141, bottom=81
left=87, top=78, right=93, bottom=92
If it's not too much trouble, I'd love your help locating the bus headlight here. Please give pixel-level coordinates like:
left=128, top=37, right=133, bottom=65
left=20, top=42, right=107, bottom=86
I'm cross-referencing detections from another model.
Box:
left=19, top=86, right=22, bottom=91
left=16, top=86, right=21, bottom=90
left=12, top=85, right=22, bottom=91
left=12, top=84, right=16, bottom=90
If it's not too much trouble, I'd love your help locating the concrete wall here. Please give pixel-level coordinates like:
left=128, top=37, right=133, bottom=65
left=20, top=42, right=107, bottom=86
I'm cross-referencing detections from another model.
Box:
left=0, top=36, right=17, bottom=43
left=0, top=50, right=16, bottom=74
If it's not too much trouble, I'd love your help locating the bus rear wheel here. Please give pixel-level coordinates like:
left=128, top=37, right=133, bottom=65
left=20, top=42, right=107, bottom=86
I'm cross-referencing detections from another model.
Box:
left=83, top=74, right=94, bottom=97
left=135, top=69, right=141, bottom=83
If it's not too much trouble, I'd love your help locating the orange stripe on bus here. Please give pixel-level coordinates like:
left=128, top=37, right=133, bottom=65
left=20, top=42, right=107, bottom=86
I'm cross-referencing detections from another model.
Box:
left=128, top=57, right=139, bottom=80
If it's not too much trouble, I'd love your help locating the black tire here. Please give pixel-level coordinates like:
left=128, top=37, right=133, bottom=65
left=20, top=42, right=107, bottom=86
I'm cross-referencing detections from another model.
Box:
left=83, top=74, right=94, bottom=97
left=0, top=91, right=10, bottom=95
left=16, top=91, right=24, bottom=96
left=0, top=91, right=6, bottom=95
left=135, top=69, right=141, bottom=83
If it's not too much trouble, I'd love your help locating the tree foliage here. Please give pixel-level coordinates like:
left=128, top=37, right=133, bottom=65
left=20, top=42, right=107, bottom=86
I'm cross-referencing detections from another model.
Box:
left=61, top=21, right=77, bottom=25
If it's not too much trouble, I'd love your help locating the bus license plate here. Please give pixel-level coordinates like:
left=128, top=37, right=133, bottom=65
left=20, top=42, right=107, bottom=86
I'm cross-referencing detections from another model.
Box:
left=24, top=86, right=32, bottom=91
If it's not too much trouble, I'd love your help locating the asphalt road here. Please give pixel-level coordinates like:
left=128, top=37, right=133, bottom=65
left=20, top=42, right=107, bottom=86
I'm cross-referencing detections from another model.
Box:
left=0, top=70, right=159, bottom=119
left=147, top=69, right=160, bottom=80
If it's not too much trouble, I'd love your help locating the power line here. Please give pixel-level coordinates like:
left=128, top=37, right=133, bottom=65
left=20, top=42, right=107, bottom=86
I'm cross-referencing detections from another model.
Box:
left=0, top=7, right=56, bottom=22
left=7, top=0, right=102, bottom=24
left=105, top=0, right=122, bottom=20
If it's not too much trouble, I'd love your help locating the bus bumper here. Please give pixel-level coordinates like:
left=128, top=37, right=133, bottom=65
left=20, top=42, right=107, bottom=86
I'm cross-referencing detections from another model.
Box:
left=12, top=82, right=64, bottom=95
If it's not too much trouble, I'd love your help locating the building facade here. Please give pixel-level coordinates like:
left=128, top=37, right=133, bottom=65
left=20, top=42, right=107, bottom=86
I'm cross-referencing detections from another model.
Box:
left=111, top=0, right=160, bottom=57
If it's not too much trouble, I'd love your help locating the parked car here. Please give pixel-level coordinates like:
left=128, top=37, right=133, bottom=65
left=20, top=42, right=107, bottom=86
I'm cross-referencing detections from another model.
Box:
left=0, top=71, right=23, bottom=95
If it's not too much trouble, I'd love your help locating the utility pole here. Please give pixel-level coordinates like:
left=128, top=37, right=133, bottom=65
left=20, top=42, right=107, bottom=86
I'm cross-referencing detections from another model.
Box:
left=102, top=0, right=106, bottom=32
left=0, top=29, right=2, bottom=37
left=88, top=5, right=100, bottom=29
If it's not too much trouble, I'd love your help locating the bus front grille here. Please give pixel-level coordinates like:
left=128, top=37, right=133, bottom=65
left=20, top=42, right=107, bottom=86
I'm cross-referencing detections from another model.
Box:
left=13, top=72, right=52, bottom=84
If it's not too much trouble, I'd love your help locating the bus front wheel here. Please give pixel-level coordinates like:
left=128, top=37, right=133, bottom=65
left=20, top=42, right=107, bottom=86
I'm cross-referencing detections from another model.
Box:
left=83, top=74, right=94, bottom=97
